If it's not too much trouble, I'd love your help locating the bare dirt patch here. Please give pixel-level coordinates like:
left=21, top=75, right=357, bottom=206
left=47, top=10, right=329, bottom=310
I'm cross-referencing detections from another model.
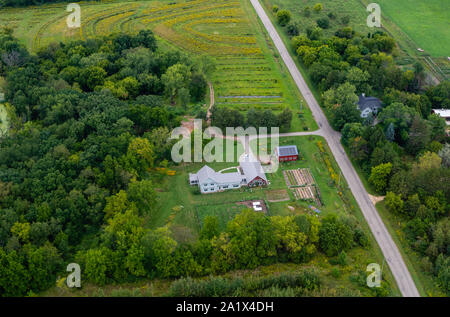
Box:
left=265, top=189, right=290, bottom=202
left=368, top=194, right=385, bottom=205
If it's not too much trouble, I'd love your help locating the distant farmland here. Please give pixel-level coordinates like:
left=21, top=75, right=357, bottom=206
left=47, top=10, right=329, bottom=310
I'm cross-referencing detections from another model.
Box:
left=377, top=0, right=449, bottom=58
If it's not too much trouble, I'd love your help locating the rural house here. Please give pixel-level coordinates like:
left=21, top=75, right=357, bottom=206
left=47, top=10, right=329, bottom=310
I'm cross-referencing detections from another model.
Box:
left=357, top=94, right=382, bottom=118
left=189, top=161, right=267, bottom=194
left=432, top=109, right=450, bottom=126
left=275, top=145, right=298, bottom=162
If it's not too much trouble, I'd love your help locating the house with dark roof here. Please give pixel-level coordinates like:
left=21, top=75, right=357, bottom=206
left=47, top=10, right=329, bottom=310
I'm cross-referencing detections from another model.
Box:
left=189, top=161, right=267, bottom=193
left=357, top=94, right=382, bottom=118
left=275, top=145, right=298, bottom=162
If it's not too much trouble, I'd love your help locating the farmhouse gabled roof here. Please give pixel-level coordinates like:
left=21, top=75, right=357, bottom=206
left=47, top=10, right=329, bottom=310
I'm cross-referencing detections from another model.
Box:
left=196, top=165, right=217, bottom=183
left=276, top=145, right=298, bottom=157
left=240, top=161, right=267, bottom=182
left=196, top=165, right=242, bottom=184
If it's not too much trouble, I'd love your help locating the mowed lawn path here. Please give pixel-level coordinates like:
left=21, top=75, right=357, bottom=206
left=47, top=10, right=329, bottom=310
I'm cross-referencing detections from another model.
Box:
left=377, top=0, right=449, bottom=57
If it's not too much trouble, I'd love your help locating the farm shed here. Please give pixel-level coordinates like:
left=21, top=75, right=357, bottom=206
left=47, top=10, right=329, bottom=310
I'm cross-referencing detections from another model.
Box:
left=275, top=145, right=298, bottom=162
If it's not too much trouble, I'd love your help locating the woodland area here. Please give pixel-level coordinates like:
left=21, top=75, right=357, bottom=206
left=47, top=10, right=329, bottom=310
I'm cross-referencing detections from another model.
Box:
left=0, top=28, right=377, bottom=296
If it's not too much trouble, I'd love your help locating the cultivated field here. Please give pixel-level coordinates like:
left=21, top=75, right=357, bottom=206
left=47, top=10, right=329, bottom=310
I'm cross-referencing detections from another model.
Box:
left=373, top=0, right=450, bottom=80
left=0, top=0, right=317, bottom=131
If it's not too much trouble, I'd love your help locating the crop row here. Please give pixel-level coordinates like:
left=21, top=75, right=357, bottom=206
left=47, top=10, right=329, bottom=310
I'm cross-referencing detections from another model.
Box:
left=183, top=19, right=256, bottom=44
left=141, top=3, right=241, bottom=25
left=154, top=24, right=261, bottom=55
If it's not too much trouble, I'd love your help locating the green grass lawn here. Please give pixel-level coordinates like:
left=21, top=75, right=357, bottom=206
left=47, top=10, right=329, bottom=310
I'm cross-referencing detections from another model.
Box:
left=376, top=0, right=449, bottom=58
left=251, top=135, right=356, bottom=217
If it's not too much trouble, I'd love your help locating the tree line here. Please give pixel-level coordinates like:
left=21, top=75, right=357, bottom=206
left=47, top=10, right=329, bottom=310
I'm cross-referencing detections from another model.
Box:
left=210, top=106, right=293, bottom=132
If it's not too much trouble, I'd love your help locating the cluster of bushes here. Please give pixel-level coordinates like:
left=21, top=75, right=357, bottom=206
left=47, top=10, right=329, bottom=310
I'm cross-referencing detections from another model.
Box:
left=272, top=2, right=450, bottom=295
left=274, top=3, right=352, bottom=40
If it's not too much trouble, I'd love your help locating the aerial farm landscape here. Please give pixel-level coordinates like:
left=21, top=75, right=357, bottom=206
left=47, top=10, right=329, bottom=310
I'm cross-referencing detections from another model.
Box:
left=0, top=0, right=448, bottom=302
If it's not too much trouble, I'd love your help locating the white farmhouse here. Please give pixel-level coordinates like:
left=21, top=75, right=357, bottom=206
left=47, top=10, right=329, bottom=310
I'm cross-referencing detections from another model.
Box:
left=189, top=161, right=268, bottom=194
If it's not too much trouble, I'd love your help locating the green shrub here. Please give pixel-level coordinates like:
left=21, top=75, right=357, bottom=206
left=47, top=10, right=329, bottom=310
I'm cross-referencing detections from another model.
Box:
left=313, top=3, right=323, bottom=13
left=330, top=267, right=341, bottom=278
left=276, top=10, right=292, bottom=27
left=338, top=251, right=348, bottom=266
left=316, top=17, right=330, bottom=29
left=303, top=6, right=311, bottom=17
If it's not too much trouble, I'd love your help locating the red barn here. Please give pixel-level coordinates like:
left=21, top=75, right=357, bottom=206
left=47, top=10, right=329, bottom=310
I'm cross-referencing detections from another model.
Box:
left=275, top=145, right=298, bottom=162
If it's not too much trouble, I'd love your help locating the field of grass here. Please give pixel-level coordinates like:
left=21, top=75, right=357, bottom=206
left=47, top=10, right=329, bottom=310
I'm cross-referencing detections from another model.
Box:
left=196, top=203, right=249, bottom=230
left=152, top=135, right=358, bottom=235
left=0, top=0, right=317, bottom=131
left=375, top=0, right=449, bottom=58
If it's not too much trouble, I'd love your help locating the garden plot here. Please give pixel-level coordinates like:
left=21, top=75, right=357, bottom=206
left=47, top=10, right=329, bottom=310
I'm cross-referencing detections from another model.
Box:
left=292, top=186, right=321, bottom=206
left=283, top=168, right=314, bottom=187
left=283, top=168, right=322, bottom=206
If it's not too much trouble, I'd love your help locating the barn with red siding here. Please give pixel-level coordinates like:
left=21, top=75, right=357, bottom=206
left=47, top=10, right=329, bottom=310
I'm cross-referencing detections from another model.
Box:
left=275, top=145, right=298, bottom=162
